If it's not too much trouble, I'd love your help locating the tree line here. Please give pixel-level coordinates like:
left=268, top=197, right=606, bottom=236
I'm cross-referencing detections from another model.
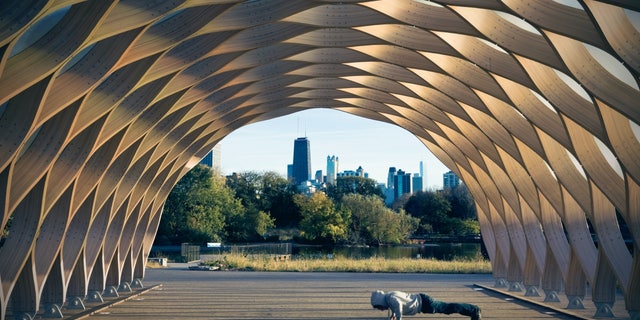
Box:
left=154, top=165, right=480, bottom=246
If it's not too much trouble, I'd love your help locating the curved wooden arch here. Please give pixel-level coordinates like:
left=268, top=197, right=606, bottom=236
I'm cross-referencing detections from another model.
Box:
left=0, top=1, right=639, bottom=319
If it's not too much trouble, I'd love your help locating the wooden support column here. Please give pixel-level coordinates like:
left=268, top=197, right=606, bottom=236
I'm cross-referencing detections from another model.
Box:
left=541, top=247, right=563, bottom=302
left=87, top=252, right=105, bottom=302
left=492, top=245, right=508, bottom=288
left=40, top=255, right=64, bottom=306
left=40, top=256, right=64, bottom=318
left=66, top=254, right=87, bottom=310
left=507, top=245, right=524, bottom=292
left=503, top=201, right=526, bottom=292
left=625, top=178, right=640, bottom=319
left=627, top=247, right=640, bottom=320
left=565, top=249, right=587, bottom=309
left=104, top=249, right=121, bottom=297
left=10, top=258, right=37, bottom=318
left=562, top=187, right=597, bottom=301
left=539, top=194, right=569, bottom=301
left=1, top=179, right=45, bottom=319
left=523, top=246, right=541, bottom=296
left=488, top=203, right=510, bottom=287
left=592, top=248, right=618, bottom=317
left=590, top=184, right=632, bottom=317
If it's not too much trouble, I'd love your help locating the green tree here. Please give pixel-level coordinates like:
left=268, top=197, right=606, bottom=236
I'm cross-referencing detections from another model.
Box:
left=403, top=190, right=451, bottom=234
left=226, top=171, right=299, bottom=227
left=295, top=192, right=349, bottom=243
left=340, top=194, right=418, bottom=245
left=442, top=184, right=476, bottom=220
left=158, top=165, right=280, bottom=244
left=157, top=165, right=233, bottom=244
left=225, top=171, right=261, bottom=209
left=258, top=171, right=299, bottom=227
left=367, top=208, right=418, bottom=245
left=448, top=218, right=481, bottom=236
left=326, top=176, right=384, bottom=201
left=225, top=206, right=275, bottom=242
left=184, top=187, right=228, bottom=243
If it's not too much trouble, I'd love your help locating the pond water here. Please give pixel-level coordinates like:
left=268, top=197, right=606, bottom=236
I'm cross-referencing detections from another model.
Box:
left=293, top=243, right=486, bottom=261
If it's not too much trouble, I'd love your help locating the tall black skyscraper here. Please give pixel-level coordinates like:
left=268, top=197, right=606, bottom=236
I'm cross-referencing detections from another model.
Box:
left=292, top=137, right=311, bottom=184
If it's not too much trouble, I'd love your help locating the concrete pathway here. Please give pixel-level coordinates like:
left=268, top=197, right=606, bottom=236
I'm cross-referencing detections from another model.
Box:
left=58, top=263, right=629, bottom=320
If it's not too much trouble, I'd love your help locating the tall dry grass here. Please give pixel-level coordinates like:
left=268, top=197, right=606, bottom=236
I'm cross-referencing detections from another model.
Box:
left=206, top=254, right=491, bottom=274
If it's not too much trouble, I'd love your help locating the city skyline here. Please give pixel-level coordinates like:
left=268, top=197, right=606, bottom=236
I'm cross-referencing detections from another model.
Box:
left=218, top=108, right=450, bottom=189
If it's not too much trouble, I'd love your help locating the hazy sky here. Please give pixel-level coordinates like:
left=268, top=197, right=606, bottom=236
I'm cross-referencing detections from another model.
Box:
left=218, top=108, right=450, bottom=189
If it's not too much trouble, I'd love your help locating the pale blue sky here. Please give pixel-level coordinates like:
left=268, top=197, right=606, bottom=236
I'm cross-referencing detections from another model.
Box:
left=218, top=108, right=450, bottom=189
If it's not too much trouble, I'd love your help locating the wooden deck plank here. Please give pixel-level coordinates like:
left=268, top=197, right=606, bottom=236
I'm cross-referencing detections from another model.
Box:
left=42, top=264, right=628, bottom=320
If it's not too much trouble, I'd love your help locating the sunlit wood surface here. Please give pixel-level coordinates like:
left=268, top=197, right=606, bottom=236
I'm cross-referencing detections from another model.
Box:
left=0, top=1, right=639, bottom=319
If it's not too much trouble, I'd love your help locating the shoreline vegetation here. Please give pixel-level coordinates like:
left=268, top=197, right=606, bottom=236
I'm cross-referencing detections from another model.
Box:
left=149, top=253, right=492, bottom=274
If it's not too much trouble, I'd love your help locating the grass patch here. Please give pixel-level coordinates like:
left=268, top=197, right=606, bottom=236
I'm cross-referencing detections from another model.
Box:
left=203, top=254, right=491, bottom=274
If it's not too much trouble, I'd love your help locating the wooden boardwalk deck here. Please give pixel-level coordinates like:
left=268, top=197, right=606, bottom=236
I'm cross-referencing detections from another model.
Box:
left=57, top=264, right=629, bottom=320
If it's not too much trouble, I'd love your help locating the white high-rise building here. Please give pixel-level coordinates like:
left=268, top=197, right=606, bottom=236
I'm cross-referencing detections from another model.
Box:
left=326, top=155, right=338, bottom=184
left=419, top=160, right=425, bottom=191
left=213, top=144, right=222, bottom=172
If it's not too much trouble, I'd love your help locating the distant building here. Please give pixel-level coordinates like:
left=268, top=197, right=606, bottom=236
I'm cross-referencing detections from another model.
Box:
left=199, top=149, right=213, bottom=167
left=213, top=144, right=221, bottom=172
left=394, top=169, right=412, bottom=200
left=419, top=160, right=425, bottom=189
left=199, top=145, right=221, bottom=172
left=297, top=180, right=317, bottom=195
left=385, top=167, right=397, bottom=205
left=326, top=155, right=338, bottom=184
left=287, top=164, right=293, bottom=181
left=337, top=165, right=368, bottom=178
left=412, top=173, right=423, bottom=193
left=443, top=170, right=460, bottom=188
left=387, top=167, right=396, bottom=190
left=315, top=170, right=323, bottom=183
left=337, top=170, right=358, bottom=177
left=292, top=137, right=311, bottom=184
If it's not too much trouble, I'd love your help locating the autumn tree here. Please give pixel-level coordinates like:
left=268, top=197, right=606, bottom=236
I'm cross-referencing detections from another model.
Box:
left=340, top=194, right=418, bottom=245
left=294, top=192, right=349, bottom=243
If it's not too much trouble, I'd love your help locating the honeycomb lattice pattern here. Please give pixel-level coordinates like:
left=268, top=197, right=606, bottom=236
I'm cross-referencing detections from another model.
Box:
left=0, top=0, right=639, bottom=318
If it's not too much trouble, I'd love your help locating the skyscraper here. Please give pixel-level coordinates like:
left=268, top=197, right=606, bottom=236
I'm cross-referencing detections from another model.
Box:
left=292, top=137, right=311, bottom=184
left=443, top=170, right=460, bottom=189
left=412, top=173, right=423, bottom=193
left=419, top=160, right=425, bottom=190
left=387, top=167, right=396, bottom=190
left=199, top=150, right=213, bottom=167
left=200, top=145, right=222, bottom=171
left=393, top=169, right=412, bottom=200
left=385, top=167, right=396, bottom=205
left=326, top=155, right=338, bottom=184
left=213, top=144, right=221, bottom=172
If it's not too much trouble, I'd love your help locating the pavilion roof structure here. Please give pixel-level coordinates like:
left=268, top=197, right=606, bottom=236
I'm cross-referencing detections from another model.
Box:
left=0, top=1, right=639, bottom=319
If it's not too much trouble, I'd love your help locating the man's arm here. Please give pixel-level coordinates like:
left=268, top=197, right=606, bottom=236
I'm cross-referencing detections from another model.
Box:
left=388, top=297, right=403, bottom=320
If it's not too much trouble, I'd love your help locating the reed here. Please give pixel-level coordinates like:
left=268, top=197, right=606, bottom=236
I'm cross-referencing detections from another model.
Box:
left=205, top=254, right=491, bottom=274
